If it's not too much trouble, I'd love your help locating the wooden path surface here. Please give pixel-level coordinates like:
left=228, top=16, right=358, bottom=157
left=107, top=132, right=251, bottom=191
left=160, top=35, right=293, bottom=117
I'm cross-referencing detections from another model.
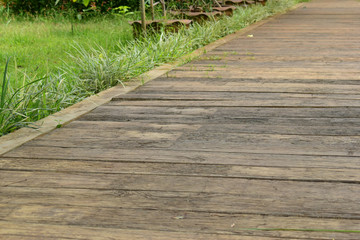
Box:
left=1, top=0, right=360, bottom=239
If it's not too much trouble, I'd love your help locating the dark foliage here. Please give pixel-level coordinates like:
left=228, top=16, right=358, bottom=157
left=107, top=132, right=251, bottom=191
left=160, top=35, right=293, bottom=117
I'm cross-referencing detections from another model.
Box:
left=3, top=0, right=140, bottom=14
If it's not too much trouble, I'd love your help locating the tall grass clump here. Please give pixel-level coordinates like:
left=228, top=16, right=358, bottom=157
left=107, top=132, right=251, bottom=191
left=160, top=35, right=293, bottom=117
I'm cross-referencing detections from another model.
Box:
left=0, top=59, right=45, bottom=135
left=0, top=59, right=83, bottom=136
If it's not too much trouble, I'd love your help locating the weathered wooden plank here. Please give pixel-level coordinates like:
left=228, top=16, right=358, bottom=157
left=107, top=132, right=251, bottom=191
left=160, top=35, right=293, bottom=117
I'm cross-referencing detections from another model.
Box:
left=1, top=171, right=359, bottom=219
left=209, top=50, right=360, bottom=57
left=107, top=99, right=360, bottom=107
left=167, top=70, right=360, bottom=80
left=176, top=66, right=360, bottom=74
left=213, top=35, right=359, bottom=39
left=178, top=61, right=360, bottom=70
left=82, top=106, right=360, bottom=119
left=4, top=146, right=360, bottom=169
left=59, top=120, right=360, bottom=136
left=2, top=221, right=351, bottom=240
left=113, top=92, right=360, bottom=101
left=138, top=81, right=360, bottom=94
left=170, top=132, right=360, bottom=156
left=197, top=122, right=360, bottom=136
left=157, top=77, right=360, bottom=85
left=217, top=34, right=360, bottom=40
left=21, top=131, right=360, bottom=156
left=216, top=45, right=360, bottom=52
left=1, top=158, right=359, bottom=182
left=2, top=204, right=360, bottom=238
left=77, top=114, right=360, bottom=128
left=0, top=235, right=75, bottom=240
left=20, top=111, right=360, bottom=155
left=212, top=46, right=360, bottom=52
left=1, top=169, right=359, bottom=197
left=198, top=54, right=360, bottom=63
left=2, top=186, right=360, bottom=219
left=238, top=27, right=360, bottom=31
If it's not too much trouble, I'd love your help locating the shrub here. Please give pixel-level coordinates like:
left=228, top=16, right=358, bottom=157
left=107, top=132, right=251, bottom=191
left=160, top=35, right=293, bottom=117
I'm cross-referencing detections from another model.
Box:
left=3, top=0, right=139, bottom=14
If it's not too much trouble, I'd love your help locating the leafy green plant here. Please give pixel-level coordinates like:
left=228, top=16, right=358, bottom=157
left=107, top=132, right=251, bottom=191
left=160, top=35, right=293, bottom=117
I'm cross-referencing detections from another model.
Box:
left=68, top=0, right=91, bottom=7
left=112, top=6, right=134, bottom=16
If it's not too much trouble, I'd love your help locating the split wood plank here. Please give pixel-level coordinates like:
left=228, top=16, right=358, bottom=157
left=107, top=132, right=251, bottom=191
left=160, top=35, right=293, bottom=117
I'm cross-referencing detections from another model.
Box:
left=50, top=120, right=360, bottom=136
left=2, top=221, right=354, bottom=240
left=1, top=186, right=360, bottom=216
left=113, top=92, right=360, bottom=101
left=4, top=146, right=360, bottom=169
left=176, top=66, right=360, bottom=74
left=1, top=171, right=360, bottom=218
left=0, top=235, right=75, bottom=240
left=21, top=136, right=360, bottom=157
left=135, top=81, right=360, bottom=94
left=2, top=204, right=360, bottom=238
left=107, top=99, right=360, bottom=107
left=166, top=70, right=360, bottom=80
left=156, top=77, right=360, bottom=85
left=194, top=55, right=360, bottom=64
left=1, top=158, right=359, bottom=181
left=79, top=105, right=360, bottom=119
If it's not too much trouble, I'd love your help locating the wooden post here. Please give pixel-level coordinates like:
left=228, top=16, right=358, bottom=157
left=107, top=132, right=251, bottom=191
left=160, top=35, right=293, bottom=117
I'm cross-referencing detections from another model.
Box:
left=160, top=0, right=166, bottom=18
left=140, top=0, right=146, bottom=33
left=150, top=0, right=155, bottom=21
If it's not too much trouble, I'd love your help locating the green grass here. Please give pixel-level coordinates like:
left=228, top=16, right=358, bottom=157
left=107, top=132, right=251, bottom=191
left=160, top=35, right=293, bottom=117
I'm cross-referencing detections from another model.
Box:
left=0, top=16, right=133, bottom=83
left=0, top=0, right=307, bottom=136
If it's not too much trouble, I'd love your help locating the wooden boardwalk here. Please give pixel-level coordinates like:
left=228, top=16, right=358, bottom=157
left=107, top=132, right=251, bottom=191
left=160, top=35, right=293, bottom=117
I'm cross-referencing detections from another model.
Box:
left=1, top=0, right=360, bottom=239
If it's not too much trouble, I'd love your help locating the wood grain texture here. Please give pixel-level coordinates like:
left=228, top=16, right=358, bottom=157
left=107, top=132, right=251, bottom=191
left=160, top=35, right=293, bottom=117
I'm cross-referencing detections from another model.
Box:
left=1, top=0, right=360, bottom=238
left=1, top=158, right=359, bottom=181
left=3, top=221, right=359, bottom=240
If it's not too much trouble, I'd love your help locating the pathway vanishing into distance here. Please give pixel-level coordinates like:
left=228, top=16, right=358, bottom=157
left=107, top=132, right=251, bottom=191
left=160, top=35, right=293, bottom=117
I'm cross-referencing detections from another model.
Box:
left=1, top=0, right=360, bottom=239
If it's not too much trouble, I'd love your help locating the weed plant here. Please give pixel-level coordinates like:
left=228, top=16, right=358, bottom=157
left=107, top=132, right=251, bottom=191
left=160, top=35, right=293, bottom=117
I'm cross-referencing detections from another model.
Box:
left=0, top=0, right=306, bottom=136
